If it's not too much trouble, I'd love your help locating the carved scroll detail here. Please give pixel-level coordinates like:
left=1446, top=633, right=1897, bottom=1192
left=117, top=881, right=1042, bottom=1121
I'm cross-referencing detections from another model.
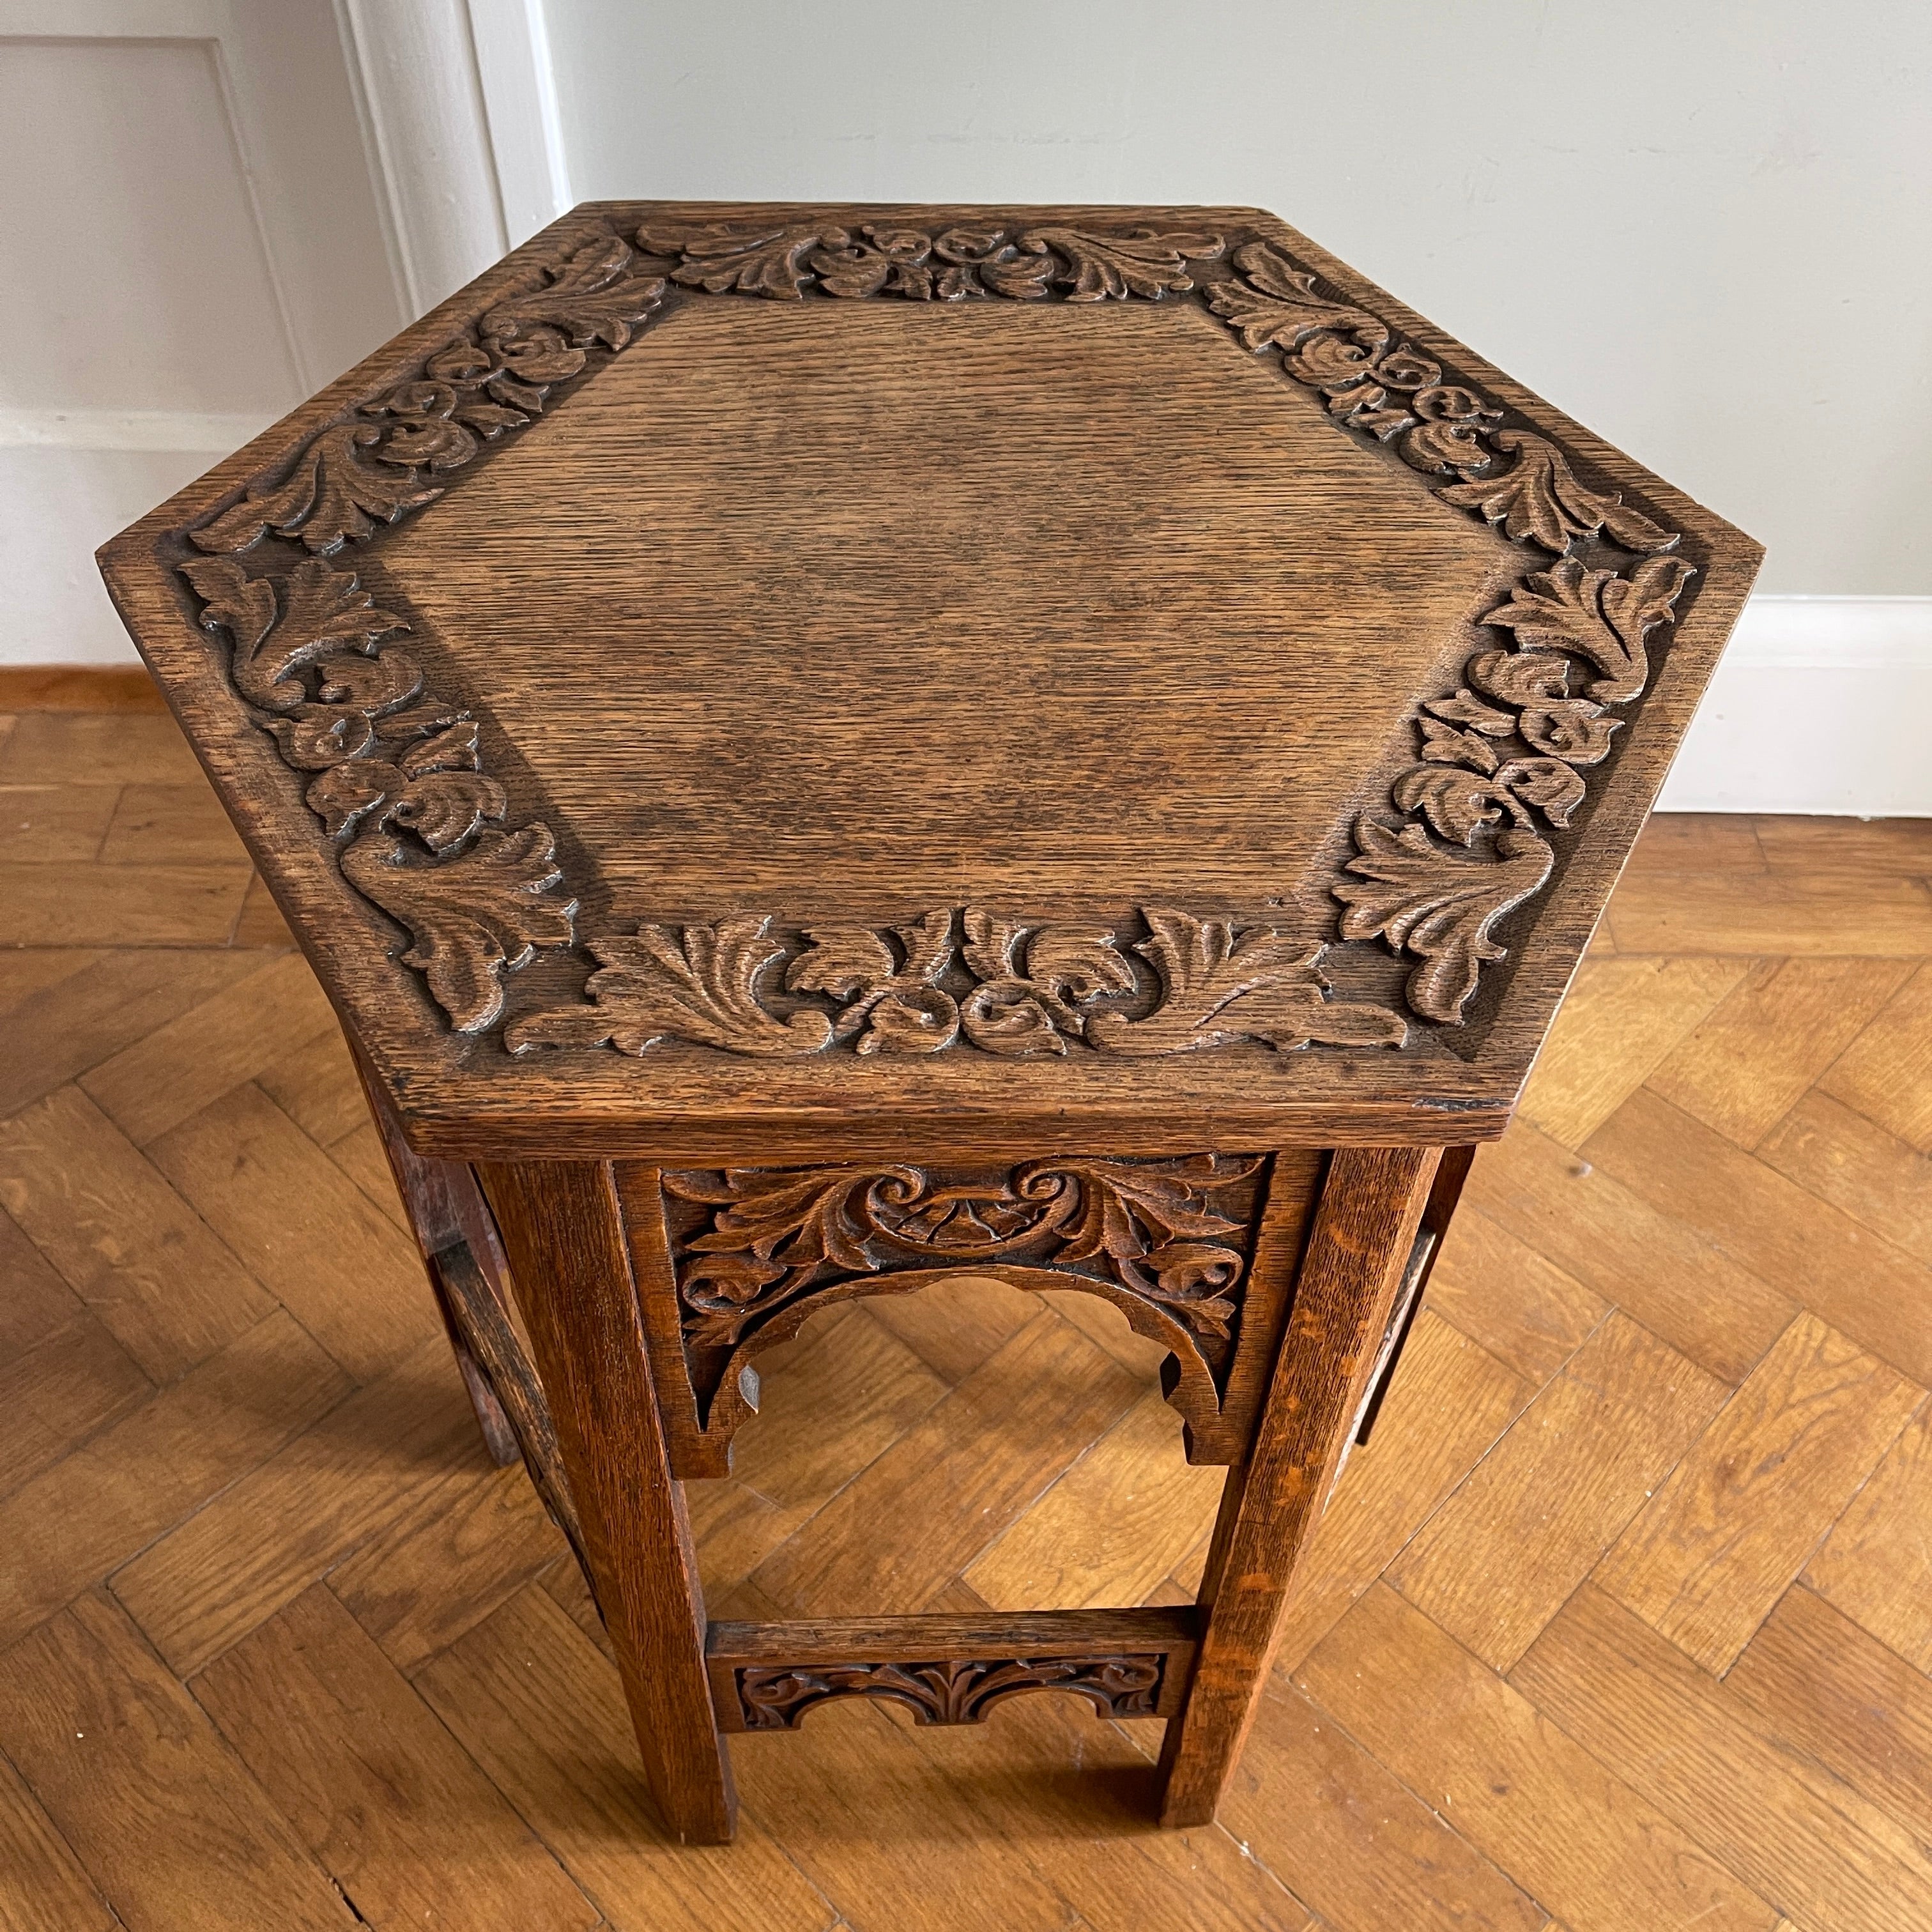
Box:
left=663, top=1153, right=1263, bottom=1352
left=507, top=905, right=1402, bottom=1060
left=176, top=238, right=664, bottom=1027
left=735, top=1654, right=1164, bottom=1729
left=1198, top=238, right=1696, bottom=1022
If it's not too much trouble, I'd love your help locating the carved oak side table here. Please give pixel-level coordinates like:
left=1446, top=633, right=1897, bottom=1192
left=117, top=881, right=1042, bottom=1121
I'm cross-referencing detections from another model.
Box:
left=100, top=202, right=1759, bottom=1843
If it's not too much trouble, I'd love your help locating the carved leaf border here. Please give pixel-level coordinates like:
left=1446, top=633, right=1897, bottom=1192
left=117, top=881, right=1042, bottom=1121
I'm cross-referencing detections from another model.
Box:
left=172, top=215, right=1697, bottom=1046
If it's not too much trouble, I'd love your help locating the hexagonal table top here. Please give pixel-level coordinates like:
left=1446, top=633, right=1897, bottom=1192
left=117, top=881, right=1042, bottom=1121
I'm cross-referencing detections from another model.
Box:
left=100, top=203, right=1761, bottom=1160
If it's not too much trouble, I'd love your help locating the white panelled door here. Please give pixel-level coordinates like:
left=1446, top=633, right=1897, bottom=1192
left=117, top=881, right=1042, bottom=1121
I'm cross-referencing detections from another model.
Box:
left=0, top=0, right=410, bottom=663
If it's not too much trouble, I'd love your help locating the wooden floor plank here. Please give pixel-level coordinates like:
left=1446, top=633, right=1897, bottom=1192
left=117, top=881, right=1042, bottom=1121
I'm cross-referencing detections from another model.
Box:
left=1390, top=1312, right=1726, bottom=1669
left=0, top=861, right=250, bottom=946
left=229, top=872, right=295, bottom=947
left=0, top=784, right=119, bottom=864
left=327, top=1458, right=568, bottom=1675
left=1605, top=871, right=1932, bottom=956
left=1726, top=1585, right=1932, bottom=1840
left=1815, top=962, right=1932, bottom=1153
left=1754, top=814, right=1932, bottom=877
left=252, top=1023, right=372, bottom=1151
left=1510, top=1583, right=1932, bottom=1932
left=1803, top=1405, right=1932, bottom=1670
left=323, top=1117, right=410, bottom=1229
left=860, top=1271, right=1043, bottom=1384
left=107, top=1340, right=484, bottom=1678
left=1756, top=1088, right=1932, bottom=1266
left=0, top=1750, right=116, bottom=1932
left=96, top=782, right=249, bottom=868
left=1583, top=1089, right=1932, bottom=1386
left=751, top=1312, right=1141, bottom=1616
left=1597, top=1312, right=1922, bottom=1673
left=1646, top=957, right=1915, bottom=1149
left=727, top=1303, right=952, bottom=1517
left=0, top=1085, right=275, bottom=1383
left=0, top=1317, right=152, bottom=1503
left=1269, top=1310, right=1530, bottom=1673
left=0, top=1314, right=349, bottom=1652
left=1422, top=1204, right=1609, bottom=1388
left=1517, top=956, right=1748, bottom=1149
left=1464, top=1119, right=1796, bottom=1384
left=0, top=1593, right=359, bottom=1932
left=1297, top=1584, right=1777, bottom=1932
left=965, top=1389, right=1225, bottom=1611
left=0, top=712, right=203, bottom=786
left=1623, top=813, right=1767, bottom=877
left=0, top=947, right=266, bottom=1122
left=1219, top=1681, right=1547, bottom=1932
left=415, top=1585, right=837, bottom=1931
left=148, top=1083, right=438, bottom=1384
left=191, top=1584, right=599, bottom=1932
left=0, top=1204, right=82, bottom=1360
left=882, top=1687, right=1322, bottom=1932
left=0, top=946, right=100, bottom=1015
left=78, top=952, right=337, bottom=1147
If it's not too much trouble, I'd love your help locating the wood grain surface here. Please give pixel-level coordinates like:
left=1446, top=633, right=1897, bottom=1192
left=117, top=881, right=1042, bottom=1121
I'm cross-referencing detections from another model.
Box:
left=95, top=201, right=1763, bottom=1160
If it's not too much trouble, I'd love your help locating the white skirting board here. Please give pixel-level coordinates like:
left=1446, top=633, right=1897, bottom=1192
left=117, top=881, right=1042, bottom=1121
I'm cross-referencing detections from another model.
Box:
left=1655, top=597, right=1932, bottom=816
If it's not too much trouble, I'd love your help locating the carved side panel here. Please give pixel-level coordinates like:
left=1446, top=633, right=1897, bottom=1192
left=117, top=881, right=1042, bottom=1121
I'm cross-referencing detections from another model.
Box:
left=613, top=1152, right=1323, bottom=1474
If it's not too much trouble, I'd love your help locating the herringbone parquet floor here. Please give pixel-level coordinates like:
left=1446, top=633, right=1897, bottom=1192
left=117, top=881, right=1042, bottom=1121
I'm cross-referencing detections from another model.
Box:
left=3, top=694, right=1932, bottom=1932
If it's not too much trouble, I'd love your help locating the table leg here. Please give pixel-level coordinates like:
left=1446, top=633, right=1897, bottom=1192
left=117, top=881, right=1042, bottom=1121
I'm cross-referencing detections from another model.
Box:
left=478, top=1158, right=737, bottom=1845
left=1157, top=1144, right=1441, bottom=1827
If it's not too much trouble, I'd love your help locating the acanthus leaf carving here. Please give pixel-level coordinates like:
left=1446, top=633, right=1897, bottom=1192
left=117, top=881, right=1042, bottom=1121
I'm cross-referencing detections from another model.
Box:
left=1205, top=241, right=1388, bottom=353
left=503, top=916, right=834, bottom=1057
left=190, top=424, right=443, bottom=557
left=735, top=1653, right=1164, bottom=1730
left=182, top=556, right=410, bottom=713
left=479, top=235, right=664, bottom=349
left=786, top=911, right=960, bottom=1054
left=1087, top=908, right=1407, bottom=1054
left=661, top=1153, right=1266, bottom=1363
left=1011, top=227, right=1224, bottom=300
left=638, top=222, right=831, bottom=300
left=340, top=823, right=577, bottom=1034
left=958, top=910, right=1137, bottom=1057
left=1435, top=429, right=1678, bottom=556
left=1335, top=820, right=1556, bottom=1025
left=1481, top=555, right=1696, bottom=703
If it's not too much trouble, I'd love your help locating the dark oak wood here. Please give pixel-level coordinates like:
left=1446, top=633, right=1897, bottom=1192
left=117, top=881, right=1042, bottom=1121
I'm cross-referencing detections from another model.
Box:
left=1158, top=1144, right=1440, bottom=1825
left=89, top=199, right=1758, bottom=1843
left=475, top=1159, right=735, bottom=1844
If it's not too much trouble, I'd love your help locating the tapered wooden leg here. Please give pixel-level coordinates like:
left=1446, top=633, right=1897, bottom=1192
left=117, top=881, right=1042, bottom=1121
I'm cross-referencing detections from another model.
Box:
left=1157, top=1144, right=1440, bottom=1827
left=479, top=1158, right=737, bottom=1844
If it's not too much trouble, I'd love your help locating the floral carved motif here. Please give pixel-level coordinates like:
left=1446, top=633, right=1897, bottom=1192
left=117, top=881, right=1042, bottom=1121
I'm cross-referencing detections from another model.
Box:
left=176, top=238, right=664, bottom=1029
left=175, top=213, right=1701, bottom=1041
left=735, top=1655, right=1164, bottom=1730
left=1197, top=238, right=1694, bottom=1022
left=505, top=907, right=1406, bottom=1059
left=658, top=1153, right=1266, bottom=1436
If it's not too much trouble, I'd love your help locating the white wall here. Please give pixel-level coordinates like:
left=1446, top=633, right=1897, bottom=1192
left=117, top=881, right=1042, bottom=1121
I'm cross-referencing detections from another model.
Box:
left=546, top=0, right=1931, bottom=602
left=541, top=0, right=1932, bottom=811
left=0, top=2, right=407, bottom=662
